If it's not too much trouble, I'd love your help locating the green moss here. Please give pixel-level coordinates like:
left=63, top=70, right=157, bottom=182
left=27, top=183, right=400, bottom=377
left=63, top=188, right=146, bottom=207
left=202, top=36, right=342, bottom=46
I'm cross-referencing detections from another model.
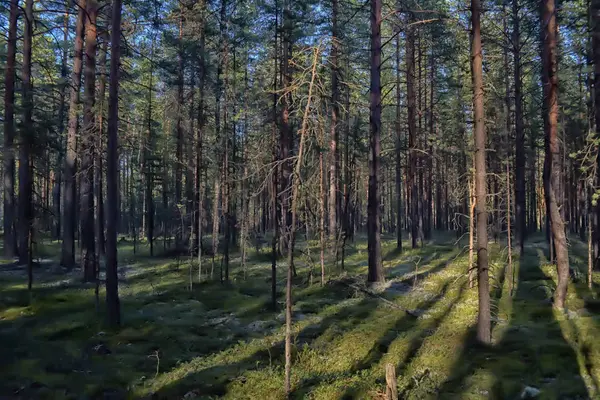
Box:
left=3, top=234, right=600, bottom=398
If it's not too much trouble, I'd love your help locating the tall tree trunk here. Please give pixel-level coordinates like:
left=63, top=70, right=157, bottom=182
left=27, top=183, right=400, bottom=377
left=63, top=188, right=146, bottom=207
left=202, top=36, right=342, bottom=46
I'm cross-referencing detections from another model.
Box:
left=106, top=0, right=122, bottom=326
left=472, top=0, right=491, bottom=344
left=62, top=0, right=86, bottom=268
left=280, top=0, right=293, bottom=256
left=542, top=0, right=569, bottom=309
left=96, top=33, right=108, bottom=261
left=513, top=0, right=526, bottom=253
left=54, top=1, right=70, bottom=241
left=19, top=0, right=33, bottom=275
left=367, top=0, right=384, bottom=283
left=195, top=4, right=206, bottom=272
left=284, top=45, right=320, bottom=396
left=81, top=0, right=98, bottom=282
left=3, top=0, right=18, bottom=258
left=145, top=33, right=156, bottom=257
left=270, top=0, right=280, bottom=311
left=220, top=0, right=230, bottom=282
left=406, top=20, right=418, bottom=249
left=329, top=0, right=339, bottom=241
left=175, top=13, right=184, bottom=249
left=395, top=11, right=403, bottom=252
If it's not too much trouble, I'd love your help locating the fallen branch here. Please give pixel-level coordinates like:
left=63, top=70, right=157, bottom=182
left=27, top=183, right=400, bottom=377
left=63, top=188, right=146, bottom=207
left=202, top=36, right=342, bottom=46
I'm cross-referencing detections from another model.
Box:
left=330, top=277, right=420, bottom=317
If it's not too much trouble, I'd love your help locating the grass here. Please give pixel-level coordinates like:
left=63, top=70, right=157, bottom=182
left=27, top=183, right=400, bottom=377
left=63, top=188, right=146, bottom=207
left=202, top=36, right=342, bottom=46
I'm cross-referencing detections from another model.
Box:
left=1, top=233, right=600, bottom=399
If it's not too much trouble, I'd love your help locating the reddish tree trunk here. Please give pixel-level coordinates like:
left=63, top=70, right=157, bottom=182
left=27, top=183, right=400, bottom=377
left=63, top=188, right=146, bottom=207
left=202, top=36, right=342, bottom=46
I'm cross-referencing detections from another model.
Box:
left=367, top=0, right=384, bottom=283
left=62, top=0, right=86, bottom=268
left=542, top=0, right=569, bottom=309
left=3, top=0, right=18, bottom=258
left=472, top=0, right=491, bottom=344
left=81, top=0, right=99, bottom=282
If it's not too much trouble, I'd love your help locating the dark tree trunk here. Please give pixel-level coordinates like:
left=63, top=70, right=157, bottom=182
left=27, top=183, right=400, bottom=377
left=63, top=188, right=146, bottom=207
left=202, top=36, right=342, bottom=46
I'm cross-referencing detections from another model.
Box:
left=270, top=0, right=280, bottom=311
left=194, top=7, right=206, bottom=259
left=62, top=0, right=86, bottom=268
left=406, top=21, right=418, bottom=249
left=472, top=0, right=491, bottom=344
left=3, top=0, right=18, bottom=258
left=542, top=0, right=569, bottom=309
left=96, top=33, right=108, bottom=260
left=513, top=0, right=526, bottom=253
left=367, top=0, right=384, bottom=283
left=329, top=0, right=339, bottom=241
left=54, top=2, right=70, bottom=241
left=19, top=0, right=34, bottom=273
left=145, top=34, right=156, bottom=256
left=175, top=14, right=184, bottom=249
left=106, top=0, right=122, bottom=327
left=81, top=0, right=98, bottom=282
left=395, top=14, right=403, bottom=252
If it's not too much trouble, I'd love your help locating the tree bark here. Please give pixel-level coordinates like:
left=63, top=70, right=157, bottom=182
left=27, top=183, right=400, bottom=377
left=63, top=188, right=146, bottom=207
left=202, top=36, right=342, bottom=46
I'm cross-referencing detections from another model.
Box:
left=406, top=20, right=418, bottom=249
left=3, top=0, right=18, bottom=258
left=471, top=0, right=491, bottom=344
left=62, top=0, right=86, bottom=268
left=513, top=0, right=526, bottom=253
left=96, top=33, right=108, bottom=260
left=19, top=0, right=34, bottom=274
left=81, top=0, right=98, bottom=282
left=106, top=0, right=122, bottom=327
left=284, top=44, right=320, bottom=396
left=175, top=12, right=184, bottom=249
left=395, top=11, right=403, bottom=252
left=329, top=0, right=339, bottom=241
left=542, top=0, right=569, bottom=310
left=367, top=0, right=384, bottom=283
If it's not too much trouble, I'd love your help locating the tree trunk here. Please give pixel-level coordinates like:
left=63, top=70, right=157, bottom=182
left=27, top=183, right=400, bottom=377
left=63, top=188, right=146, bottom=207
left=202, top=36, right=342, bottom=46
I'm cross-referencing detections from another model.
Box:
left=81, top=0, right=98, bottom=282
left=3, top=0, right=18, bottom=258
left=367, top=0, right=384, bottom=283
left=395, top=12, right=403, bottom=252
left=271, top=0, right=279, bottom=311
left=106, top=0, right=122, bottom=327
left=62, top=0, right=86, bottom=268
left=175, top=13, right=184, bottom=249
left=329, top=0, right=339, bottom=242
left=406, top=20, right=418, bottom=249
left=54, top=1, right=70, bottom=241
left=195, top=3, right=206, bottom=274
left=284, top=45, right=320, bottom=397
left=542, top=0, right=569, bottom=310
left=19, top=0, right=34, bottom=275
left=96, top=33, right=108, bottom=261
left=145, top=33, right=156, bottom=256
left=513, top=0, right=526, bottom=253
left=472, top=0, right=491, bottom=344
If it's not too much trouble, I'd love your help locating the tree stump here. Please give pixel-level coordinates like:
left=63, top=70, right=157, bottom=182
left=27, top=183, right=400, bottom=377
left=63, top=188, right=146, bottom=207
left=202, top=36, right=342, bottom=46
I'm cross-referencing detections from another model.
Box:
left=385, top=363, right=398, bottom=400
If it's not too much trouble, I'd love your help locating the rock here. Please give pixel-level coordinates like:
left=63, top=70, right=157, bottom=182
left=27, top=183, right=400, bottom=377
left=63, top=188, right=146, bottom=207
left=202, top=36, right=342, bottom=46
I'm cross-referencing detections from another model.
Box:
left=183, top=391, right=199, bottom=399
left=93, top=343, right=112, bottom=355
left=520, top=386, right=541, bottom=398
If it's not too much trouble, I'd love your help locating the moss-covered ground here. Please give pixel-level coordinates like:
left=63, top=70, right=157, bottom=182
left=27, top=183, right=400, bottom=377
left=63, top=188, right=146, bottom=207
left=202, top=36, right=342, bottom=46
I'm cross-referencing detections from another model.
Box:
left=1, top=233, right=600, bottom=399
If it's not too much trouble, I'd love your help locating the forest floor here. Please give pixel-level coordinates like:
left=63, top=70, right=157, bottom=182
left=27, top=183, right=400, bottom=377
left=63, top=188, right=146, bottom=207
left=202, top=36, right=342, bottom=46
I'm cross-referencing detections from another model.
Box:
left=1, top=233, right=600, bottom=399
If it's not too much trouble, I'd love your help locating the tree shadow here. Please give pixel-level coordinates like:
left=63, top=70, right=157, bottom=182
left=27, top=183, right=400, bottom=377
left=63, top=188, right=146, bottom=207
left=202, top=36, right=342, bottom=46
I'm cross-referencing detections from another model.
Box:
left=289, top=278, right=464, bottom=398
left=150, top=296, right=381, bottom=398
left=436, top=247, right=589, bottom=399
